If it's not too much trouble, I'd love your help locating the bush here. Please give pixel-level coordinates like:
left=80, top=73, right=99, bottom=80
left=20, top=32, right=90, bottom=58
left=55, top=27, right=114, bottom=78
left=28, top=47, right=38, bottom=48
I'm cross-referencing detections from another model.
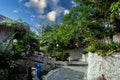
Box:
left=83, top=39, right=119, bottom=56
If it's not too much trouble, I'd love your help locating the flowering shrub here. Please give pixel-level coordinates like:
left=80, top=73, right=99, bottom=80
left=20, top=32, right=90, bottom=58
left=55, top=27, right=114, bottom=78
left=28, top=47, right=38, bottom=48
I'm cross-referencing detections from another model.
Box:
left=40, top=0, right=120, bottom=57
left=13, top=32, right=41, bottom=56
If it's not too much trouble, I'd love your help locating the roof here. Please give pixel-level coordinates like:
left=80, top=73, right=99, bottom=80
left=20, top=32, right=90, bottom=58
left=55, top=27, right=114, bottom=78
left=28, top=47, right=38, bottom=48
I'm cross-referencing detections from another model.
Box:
left=0, top=14, right=8, bottom=21
left=0, top=14, right=30, bottom=33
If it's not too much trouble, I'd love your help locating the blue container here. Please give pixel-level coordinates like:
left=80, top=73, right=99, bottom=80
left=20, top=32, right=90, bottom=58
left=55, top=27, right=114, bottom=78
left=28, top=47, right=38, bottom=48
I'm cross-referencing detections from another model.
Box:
left=36, top=63, right=42, bottom=80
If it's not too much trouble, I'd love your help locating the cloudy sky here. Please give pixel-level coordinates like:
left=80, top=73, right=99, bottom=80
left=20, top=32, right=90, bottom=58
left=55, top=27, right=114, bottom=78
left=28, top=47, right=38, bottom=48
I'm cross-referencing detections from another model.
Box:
left=0, top=0, right=75, bottom=30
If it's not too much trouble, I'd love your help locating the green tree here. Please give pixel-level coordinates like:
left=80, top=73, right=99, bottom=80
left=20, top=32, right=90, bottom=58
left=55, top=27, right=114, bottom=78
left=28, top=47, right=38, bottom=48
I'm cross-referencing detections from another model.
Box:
left=62, top=0, right=120, bottom=56
left=40, top=0, right=120, bottom=57
left=63, top=0, right=118, bottom=39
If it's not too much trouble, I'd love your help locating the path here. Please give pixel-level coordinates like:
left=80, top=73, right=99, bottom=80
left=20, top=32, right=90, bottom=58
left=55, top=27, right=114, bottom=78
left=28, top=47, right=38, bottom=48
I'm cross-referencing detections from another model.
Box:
left=43, top=65, right=87, bottom=80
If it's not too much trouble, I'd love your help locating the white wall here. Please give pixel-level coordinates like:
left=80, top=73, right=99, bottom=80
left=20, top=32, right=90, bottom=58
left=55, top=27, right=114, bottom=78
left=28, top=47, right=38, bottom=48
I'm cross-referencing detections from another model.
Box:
left=113, top=33, right=120, bottom=44
left=68, top=48, right=83, bottom=60
left=87, top=52, right=120, bottom=80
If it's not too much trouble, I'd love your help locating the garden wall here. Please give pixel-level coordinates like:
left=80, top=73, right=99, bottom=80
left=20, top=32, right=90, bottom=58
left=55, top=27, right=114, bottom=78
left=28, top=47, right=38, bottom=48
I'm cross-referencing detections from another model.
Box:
left=87, top=52, right=120, bottom=80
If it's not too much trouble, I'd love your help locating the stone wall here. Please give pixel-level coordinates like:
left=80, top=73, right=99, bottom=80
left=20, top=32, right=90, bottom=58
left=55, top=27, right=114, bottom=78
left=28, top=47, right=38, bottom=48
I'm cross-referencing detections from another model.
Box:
left=87, top=52, right=120, bottom=80
left=0, top=28, right=15, bottom=51
left=0, top=31, right=8, bottom=42
left=0, top=27, right=14, bottom=42
left=16, top=54, right=56, bottom=70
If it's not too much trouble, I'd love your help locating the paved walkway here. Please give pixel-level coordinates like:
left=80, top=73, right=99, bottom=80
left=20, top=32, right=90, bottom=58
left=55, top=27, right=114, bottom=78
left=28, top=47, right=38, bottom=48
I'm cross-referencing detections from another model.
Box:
left=43, top=65, right=87, bottom=80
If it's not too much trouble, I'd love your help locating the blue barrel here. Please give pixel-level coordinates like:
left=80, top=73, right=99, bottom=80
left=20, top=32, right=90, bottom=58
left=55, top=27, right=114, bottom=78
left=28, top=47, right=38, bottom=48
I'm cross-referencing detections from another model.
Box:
left=36, top=63, right=42, bottom=80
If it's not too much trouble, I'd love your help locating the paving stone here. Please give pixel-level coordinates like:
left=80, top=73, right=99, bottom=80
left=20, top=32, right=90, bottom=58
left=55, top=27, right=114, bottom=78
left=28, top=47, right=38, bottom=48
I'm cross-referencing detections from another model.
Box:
left=43, top=66, right=87, bottom=80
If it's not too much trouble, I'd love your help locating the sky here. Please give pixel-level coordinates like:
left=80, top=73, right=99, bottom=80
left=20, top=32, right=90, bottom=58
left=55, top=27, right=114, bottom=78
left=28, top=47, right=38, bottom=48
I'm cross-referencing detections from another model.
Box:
left=0, top=0, right=75, bottom=31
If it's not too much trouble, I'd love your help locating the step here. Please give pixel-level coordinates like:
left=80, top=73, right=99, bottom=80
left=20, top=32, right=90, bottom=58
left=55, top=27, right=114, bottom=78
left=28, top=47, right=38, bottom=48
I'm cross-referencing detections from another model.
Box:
left=68, top=61, right=88, bottom=66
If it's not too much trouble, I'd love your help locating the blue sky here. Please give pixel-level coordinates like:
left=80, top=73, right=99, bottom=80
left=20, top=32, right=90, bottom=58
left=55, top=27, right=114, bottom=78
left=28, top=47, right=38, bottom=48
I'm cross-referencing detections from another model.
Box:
left=0, top=0, right=75, bottom=31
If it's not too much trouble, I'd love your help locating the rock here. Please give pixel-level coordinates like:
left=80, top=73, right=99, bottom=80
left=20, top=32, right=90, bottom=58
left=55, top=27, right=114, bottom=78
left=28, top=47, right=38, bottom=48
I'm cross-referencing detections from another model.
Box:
left=87, top=52, right=120, bottom=80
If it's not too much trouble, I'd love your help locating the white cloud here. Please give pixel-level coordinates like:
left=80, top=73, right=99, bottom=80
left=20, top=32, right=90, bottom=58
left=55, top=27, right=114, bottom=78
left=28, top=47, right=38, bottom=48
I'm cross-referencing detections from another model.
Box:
left=47, top=11, right=57, bottom=22
left=54, top=7, right=65, bottom=13
left=25, top=3, right=30, bottom=7
left=24, top=0, right=71, bottom=22
left=51, top=0, right=59, bottom=6
left=71, top=1, right=76, bottom=7
left=30, top=15, right=36, bottom=21
left=64, top=9, right=69, bottom=15
left=38, top=15, right=46, bottom=19
left=18, top=0, right=23, bottom=2
left=48, top=0, right=59, bottom=10
left=25, top=0, right=47, bottom=14
left=31, top=15, right=35, bottom=18
left=47, top=0, right=66, bottom=20
left=13, top=10, right=19, bottom=13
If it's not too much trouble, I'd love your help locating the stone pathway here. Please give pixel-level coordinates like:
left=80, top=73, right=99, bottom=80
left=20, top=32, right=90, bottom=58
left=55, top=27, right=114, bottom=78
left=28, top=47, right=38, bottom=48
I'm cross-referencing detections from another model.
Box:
left=43, top=66, right=87, bottom=80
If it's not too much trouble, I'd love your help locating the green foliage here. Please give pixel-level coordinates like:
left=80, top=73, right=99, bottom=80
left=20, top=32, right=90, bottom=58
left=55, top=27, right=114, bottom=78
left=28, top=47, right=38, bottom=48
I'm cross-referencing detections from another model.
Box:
left=41, top=70, right=49, bottom=76
left=40, top=23, right=85, bottom=57
left=56, top=52, right=70, bottom=61
left=0, top=34, right=20, bottom=76
left=83, top=39, right=119, bottom=56
left=0, top=19, right=28, bottom=29
left=68, top=0, right=120, bottom=56
left=0, top=49, right=16, bottom=70
left=0, top=18, right=31, bottom=78
left=0, top=19, right=29, bottom=40
left=110, top=0, right=120, bottom=19
left=40, top=0, right=120, bottom=57
left=13, top=31, right=41, bottom=56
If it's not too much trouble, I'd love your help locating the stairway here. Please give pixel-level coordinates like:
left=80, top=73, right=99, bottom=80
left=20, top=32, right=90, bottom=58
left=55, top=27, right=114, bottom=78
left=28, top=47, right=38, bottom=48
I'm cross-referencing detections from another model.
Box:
left=68, top=61, right=88, bottom=66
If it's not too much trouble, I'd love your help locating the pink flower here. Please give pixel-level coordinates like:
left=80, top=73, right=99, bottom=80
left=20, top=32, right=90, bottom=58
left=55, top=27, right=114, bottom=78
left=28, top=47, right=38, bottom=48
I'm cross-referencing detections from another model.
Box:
left=109, top=20, right=115, bottom=24
left=100, top=18, right=104, bottom=21
left=32, top=42, right=37, bottom=46
left=95, top=0, right=98, bottom=3
left=53, top=46, right=57, bottom=48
